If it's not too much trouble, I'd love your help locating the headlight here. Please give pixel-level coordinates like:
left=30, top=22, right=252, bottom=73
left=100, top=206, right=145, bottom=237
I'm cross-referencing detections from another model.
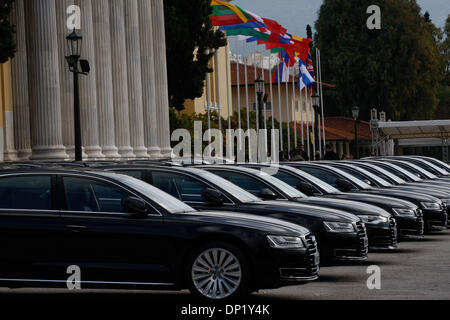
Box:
left=421, top=202, right=441, bottom=210
left=323, top=221, right=356, bottom=233
left=359, top=215, right=388, bottom=224
left=267, top=235, right=305, bottom=249
left=392, top=208, right=416, bottom=217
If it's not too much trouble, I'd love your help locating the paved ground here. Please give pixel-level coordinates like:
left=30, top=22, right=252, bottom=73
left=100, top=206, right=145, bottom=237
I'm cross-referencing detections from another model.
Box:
left=1, top=230, right=449, bottom=300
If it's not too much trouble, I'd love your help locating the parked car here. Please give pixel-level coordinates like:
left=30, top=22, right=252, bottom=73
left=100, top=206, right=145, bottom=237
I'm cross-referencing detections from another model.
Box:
left=96, top=164, right=369, bottom=263
left=197, top=164, right=397, bottom=250
left=0, top=168, right=320, bottom=300
left=286, top=162, right=447, bottom=232
left=248, top=163, right=424, bottom=239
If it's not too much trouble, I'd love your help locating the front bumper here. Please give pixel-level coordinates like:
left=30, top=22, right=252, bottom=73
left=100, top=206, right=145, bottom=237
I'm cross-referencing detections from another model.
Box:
left=396, top=211, right=424, bottom=238
left=366, top=218, right=397, bottom=250
left=256, top=234, right=319, bottom=289
left=324, top=222, right=368, bottom=261
left=423, top=208, right=448, bottom=231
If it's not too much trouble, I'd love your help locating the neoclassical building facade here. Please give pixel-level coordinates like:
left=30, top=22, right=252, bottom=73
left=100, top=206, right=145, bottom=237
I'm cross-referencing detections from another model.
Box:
left=0, top=0, right=172, bottom=162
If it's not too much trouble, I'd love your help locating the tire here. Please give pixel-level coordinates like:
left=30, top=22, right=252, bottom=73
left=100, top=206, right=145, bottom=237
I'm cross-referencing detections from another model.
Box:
left=187, top=241, right=250, bottom=300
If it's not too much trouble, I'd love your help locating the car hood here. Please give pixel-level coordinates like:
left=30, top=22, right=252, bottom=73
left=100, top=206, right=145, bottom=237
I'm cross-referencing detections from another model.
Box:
left=394, top=186, right=450, bottom=199
left=367, top=189, right=441, bottom=203
left=327, top=193, right=418, bottom=210
left=296, top=197, right=391, bottom=218
left=251, top=200, right=360, bottom=223
left=179, top=210, right=311, bottom=236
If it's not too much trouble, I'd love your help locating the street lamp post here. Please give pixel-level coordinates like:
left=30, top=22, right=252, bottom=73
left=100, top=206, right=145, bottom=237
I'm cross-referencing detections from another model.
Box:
left=311, top=93, right=321, bottom=156
left=255, top=77, right=265, bottom=130
left=65, top=29, right=89, bottom=162
left=352, top=106, right=360, bottom=159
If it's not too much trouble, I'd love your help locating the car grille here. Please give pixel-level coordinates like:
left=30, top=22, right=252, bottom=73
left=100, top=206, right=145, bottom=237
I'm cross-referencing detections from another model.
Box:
left=389, top=217, right=398, bottom=247
left=355, top=221, right=369, bottom=256
left=304, top=234, right=319, bottom=273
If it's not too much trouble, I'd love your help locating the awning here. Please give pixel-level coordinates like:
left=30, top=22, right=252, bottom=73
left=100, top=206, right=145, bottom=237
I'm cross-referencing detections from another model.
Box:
left=378, top=120, right=450, bottom=140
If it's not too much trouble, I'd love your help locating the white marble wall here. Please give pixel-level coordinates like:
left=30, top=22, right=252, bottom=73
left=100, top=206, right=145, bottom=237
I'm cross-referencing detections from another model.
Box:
left=6, top=0, right=172, bottom=162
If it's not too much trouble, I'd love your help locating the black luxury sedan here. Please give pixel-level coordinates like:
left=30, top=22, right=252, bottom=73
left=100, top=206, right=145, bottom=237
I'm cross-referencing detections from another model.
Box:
left=96, top=164, right=369, bottom=263
left=286, top=162, right=447, bottom=232
left=247, top=163, right=424, bottom=239
left=0, top=168, right=320, bottom=300
left=196, top=165, right=397, bottom=250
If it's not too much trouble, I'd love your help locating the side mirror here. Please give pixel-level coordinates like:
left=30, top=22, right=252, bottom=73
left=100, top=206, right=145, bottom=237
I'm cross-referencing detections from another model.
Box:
left=201, top=188, right=224, bottom=206
left=336, top=178, right=354, bottom=192
left=297, top=182, right=315, bottom=196
left=258, top=188, right=279, bottom=200
left=122, top=196, right=148, bottom=218
left=364, top=179, right=372, bottom=185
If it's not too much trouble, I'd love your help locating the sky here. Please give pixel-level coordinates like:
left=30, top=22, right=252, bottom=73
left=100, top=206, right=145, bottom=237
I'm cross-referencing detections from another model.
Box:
left=234, top=0, right=450, bottom=38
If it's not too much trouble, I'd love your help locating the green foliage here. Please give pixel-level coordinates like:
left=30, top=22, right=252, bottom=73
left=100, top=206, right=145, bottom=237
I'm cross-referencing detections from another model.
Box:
left=164, top=0, right=227, bottom=111
left=434, top=14, right=450, bottom=119
left=0, top=0, right=15, bottom=63
left=314, top=0, right=443, bottom=121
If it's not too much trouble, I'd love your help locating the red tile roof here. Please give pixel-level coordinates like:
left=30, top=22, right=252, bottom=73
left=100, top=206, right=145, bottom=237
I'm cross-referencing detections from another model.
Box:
left=292, top=117, right=371, bottom=141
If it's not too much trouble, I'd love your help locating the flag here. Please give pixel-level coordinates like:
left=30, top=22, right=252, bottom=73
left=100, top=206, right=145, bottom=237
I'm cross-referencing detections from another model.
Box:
left=210, top=0, right=253, bottom=26
left=272, top=62, right=289, bottom=83
left=298, top=60, right=315, bottom=89
left=306, top=52, right=315, bottom=79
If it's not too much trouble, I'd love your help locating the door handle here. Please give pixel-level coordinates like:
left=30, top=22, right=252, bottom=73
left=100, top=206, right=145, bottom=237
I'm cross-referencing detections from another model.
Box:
left=66, top=225, right=87, bottom=232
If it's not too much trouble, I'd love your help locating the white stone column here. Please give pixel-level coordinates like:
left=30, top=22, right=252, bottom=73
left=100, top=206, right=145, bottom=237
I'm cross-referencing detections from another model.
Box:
left=24, top=0, right=68, bottom=160
left=109, top=0, right=135, bottom=159
left=78, top=0, right=104, bottom=159
left=1, top=62, right=19, bottom=161
left=92, top=0, right=120, bottom=159
left=137, top=0, right=161, bottom=158
left=151, top=0, right=172, bottom=158
left=124, top=0, right=148, bottom=158
left=10, top=0, right=30, bottom=160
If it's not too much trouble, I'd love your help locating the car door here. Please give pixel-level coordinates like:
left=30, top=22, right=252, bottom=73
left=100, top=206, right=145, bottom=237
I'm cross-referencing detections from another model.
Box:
left=58, top=174, right=172, bottom=285
left=0, top=174, right=65, bottom=282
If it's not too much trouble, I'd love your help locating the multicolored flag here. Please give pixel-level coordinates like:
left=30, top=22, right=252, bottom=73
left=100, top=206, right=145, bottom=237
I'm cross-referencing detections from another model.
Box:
left=210, top=0, right=253, bottom=26
left=298, top=59, right=315, bottom=90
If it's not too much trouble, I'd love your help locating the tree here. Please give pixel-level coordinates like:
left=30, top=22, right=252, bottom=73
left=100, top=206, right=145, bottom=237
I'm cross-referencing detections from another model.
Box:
left=164, top=0, right=227, bottom=111
left=314, top=0, right=443, bottom=121
left=434, top=14, right=450, bottom=119
left=0, top=0, right=15, bottom=63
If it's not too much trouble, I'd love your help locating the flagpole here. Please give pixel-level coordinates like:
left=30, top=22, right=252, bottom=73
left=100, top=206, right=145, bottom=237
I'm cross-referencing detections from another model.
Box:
left=277, top=59, right=283, bottom=152
left=261, top=48, right=268, bottom=156
left=285, top=65, right=291, bottom=157
left=292, top=64, right=297, bottom=151
left=206, top=51, right=212, bottom=143
left=319, top=49, right=326, bottom=150
left=254, top=42, right=259, bottom=132
left=306, top=87, right=310, bottom=158
left=315, top=48, right=322, bottom=157
left=310, top=87, right=316, bottom=157
left=235, top=37, right=241, bottom=133
left=244, top=40, right=251, bottom=158
left=269, top=54, right=275, bottom=157
left=225, top=42, right=232, bottom=132
left=299, top=80, right=304, bottom=147
left=215, top=50, right=222, bottom=133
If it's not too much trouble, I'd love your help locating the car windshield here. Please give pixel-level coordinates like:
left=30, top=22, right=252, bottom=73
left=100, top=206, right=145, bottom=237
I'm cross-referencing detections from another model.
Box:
left=188, top=168, right=262, bottom=203
left=376, top=162, right=422, bottom=182
left=410, top=158, right=449, bottom=176
left=254, top=169, right=307, bottom=198
left=322, top=165, right=374, bottom=190
left=391, top=160, right=437, bottom=179
left=340, top=164, right=392, bottom=187
left=283, top=166, right=341, bottom=194
left=104, top=172, right=196, bottom=214
left=358, top=163, right=406, bottom=184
